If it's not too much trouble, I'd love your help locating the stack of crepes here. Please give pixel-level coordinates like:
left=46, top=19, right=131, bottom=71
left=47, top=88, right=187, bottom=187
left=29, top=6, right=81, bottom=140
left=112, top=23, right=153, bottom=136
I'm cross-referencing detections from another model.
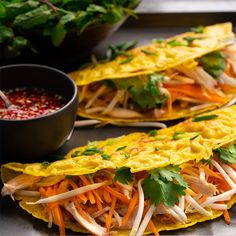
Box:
left=2, top=105, right=236, bottom=235
left=69, top=22, right=236, bottom=123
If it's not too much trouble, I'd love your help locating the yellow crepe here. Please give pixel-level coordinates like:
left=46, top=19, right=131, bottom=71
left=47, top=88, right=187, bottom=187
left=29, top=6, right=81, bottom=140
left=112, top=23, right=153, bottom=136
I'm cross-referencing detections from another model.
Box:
left=2, top=105, right=236, bottom=235
left=68, top=22, right=236, bottom=123
left=70, top=22, right=234, bottom=85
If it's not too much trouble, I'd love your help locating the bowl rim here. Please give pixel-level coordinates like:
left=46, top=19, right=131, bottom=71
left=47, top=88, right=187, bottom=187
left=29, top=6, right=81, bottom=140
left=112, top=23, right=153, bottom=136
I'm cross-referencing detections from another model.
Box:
left=0, top=63, right=78, bottom=123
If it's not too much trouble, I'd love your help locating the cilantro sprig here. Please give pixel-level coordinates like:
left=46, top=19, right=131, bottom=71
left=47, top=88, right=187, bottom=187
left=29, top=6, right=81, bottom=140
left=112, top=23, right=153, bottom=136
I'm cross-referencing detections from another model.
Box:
left=216, top=143, right=236, bottom=164
left=142, top=166, right=188, bottom=206
left=114, top=167, right=134, bottom=184
left=198, top=51, right=226, bottom=78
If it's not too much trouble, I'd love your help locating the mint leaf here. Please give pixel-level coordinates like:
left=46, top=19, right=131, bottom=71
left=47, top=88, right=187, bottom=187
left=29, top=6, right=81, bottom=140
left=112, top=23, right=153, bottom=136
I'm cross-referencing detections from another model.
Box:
left=51, top=23, right=66, bottom=47
left=216, top=143, right=236, bottom=164
left=0, top=26, right=13, bottom=43
left=114, top=167, right=133, bottom=184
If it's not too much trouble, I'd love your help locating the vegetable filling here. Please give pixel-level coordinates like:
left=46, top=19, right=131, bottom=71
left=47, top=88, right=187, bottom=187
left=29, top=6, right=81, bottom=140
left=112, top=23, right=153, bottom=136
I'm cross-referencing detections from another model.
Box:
left=2, top=142, right=236, bottom=236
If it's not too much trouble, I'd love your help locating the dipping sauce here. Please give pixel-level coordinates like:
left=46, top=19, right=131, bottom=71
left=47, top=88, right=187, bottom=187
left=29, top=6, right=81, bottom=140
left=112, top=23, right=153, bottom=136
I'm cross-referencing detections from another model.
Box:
left=0, top=88, right=65, bottom=120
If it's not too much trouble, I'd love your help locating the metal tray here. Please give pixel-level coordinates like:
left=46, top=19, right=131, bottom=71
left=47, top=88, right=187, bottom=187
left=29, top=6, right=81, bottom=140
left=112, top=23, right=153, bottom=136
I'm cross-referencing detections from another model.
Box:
left=1, top=12, right=236, bottom=236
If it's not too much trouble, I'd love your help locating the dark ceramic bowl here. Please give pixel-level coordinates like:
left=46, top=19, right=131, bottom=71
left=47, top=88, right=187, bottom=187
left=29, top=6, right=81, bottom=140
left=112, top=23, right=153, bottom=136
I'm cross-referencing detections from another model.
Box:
left=0, top=64, right=78, bottom=163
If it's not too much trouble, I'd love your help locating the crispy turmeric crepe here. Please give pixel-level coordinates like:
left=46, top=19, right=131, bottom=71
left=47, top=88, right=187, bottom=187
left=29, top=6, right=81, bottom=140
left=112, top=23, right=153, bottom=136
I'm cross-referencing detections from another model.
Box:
left=2, top=105, right=236, bottom=235
left=69, top=22, right=236, bottom=123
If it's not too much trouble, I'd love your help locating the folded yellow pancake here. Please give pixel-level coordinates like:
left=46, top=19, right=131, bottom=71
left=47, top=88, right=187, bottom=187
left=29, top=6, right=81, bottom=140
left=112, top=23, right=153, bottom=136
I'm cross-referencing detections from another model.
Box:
left=2, top=105, right=236, bottom=235
left=69, top=22, right=236, bottom=123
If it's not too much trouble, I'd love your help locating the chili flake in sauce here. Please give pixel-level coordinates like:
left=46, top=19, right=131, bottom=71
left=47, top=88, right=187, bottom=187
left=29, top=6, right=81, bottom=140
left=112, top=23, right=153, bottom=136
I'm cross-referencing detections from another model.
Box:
left=0, top=88, right=65, bottom=120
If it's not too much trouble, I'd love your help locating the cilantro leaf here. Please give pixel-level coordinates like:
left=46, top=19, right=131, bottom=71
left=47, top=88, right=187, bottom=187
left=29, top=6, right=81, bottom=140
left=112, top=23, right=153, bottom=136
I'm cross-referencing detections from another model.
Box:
left=129, top=73, right=167, bottom=109
left=192, top=114, right=218, bottom=122
left=198, top=51, right=226, bottom=78
left=114, top=167, right=134, bottom=184
left=183, top=37, right=203, bottom=45
left=216, top=143, right=236, bottom=164
left=119, top=55, right=134, bottom=64
left=142, top=166, right=187, bottom=206
left=101, top=153, right=111, bottom=160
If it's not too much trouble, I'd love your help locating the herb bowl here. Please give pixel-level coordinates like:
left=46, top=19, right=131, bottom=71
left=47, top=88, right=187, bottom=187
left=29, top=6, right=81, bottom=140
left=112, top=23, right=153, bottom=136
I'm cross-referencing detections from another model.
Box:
left=0, top=64, right=78, bottom=163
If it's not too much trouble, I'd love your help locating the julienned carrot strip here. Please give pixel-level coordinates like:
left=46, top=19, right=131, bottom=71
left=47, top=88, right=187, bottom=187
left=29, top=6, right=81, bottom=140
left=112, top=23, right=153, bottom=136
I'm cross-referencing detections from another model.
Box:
left=94, top=193, right=103, bottom=210
left=67, top=179, right=88, bottom=203
left=230, top=164, right=236, bottom=170
left=106, top=197, right=117, bottom=231
left=79, top=175, right=99, bottom=205
left=223, top=209, right=230, bottom=224
left=165, top=84, right=227, bottom=103
left=198, top=195, right=207, bottom=204
left=148, top=219, right=159, bottom=236
left=103, top=189, right=112, bottom=203
left=202, top=165, right=223, bottom=179
left=122, top=191, right=139, bottom=226
left=45, top=186, right=65, bottom=236
left=104, top=186, right=130, bottom=204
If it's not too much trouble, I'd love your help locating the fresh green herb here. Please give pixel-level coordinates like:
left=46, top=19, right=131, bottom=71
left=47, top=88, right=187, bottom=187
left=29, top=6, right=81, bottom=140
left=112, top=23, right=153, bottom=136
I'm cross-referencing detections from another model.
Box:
left=192, top=114, right=218, bottom=122
left=0, top=0, right=139, bottom=57
left=119, top=55, right=134, bottom=64
left=71, top=150, right=80, bottom=157
left=191, top=25, right=205, bottom=33
left=172, top=132, right=185, bottom=140
left=216, top=143, right=236, bottom=164
left=116, top=146, right=127, bottom=151
left=41, top=161, right=51, bottom=168
left=114, top=167, right=134, bottom=184
left=101, top=153, right=111, bottom=160
left=167, top=40, right=188, bottom=47
left=141, top=49, right=158, bottom=56
left=148, top=129, right=157, bottom=137
left=82, top=147, right=104, bottom=156
left=142, top=166, right=188, bottom=206
left=183, top=37, right=203, bottom=45
left=198, top=50, right=226, bottom=78
left=190, top=134, right=200, bottom=140
left=107, top=40, right=138, bottom=60
left=129, top=73, right=167, bottom=109
left=124, top=153, right=130, bottom=158
left=152, top=38, right=165, bottom=43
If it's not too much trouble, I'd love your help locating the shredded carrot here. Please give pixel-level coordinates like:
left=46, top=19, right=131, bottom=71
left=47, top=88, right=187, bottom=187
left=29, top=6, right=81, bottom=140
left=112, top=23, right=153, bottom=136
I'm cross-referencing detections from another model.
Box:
left=198, top=195, right=207, bottom=204
left=165, top=84, right=227, bottom=103
left=223, top=209, right=231, bottom=224
left=148, top=219, right=159, bottom=236
left=44, top=186, right=65, bottom=236
left=79, top=175, right=100, bottom=205
left=103, top=189, right=112, bottom=203
left=106, top=197, right=117, bottom=231
left=122, top=191, right=139, bottom=226
left=67, top=179, right=88, bottom=203
left=104, top=186, right=130, bottom=204
left=201, top=165, right=223, bottom=179
left=230, top=164, right=236, bottom=170
left=218, top=84, right=236, bottom=93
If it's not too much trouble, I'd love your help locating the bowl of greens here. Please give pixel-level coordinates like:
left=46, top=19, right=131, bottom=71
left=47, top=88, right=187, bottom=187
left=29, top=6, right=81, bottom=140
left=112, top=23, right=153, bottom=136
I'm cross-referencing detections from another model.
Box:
left=0, top=0, right=139, bottom=69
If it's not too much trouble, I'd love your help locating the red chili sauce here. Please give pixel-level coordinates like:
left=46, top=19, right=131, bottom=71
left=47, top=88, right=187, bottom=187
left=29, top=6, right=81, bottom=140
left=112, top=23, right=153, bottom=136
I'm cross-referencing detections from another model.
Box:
left=0, top=88, right=65, bottom=120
